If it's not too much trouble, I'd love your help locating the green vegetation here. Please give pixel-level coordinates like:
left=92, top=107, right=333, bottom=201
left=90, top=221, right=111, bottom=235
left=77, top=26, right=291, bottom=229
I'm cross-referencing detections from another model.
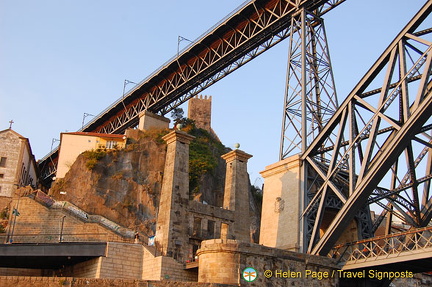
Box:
left=0, top=207, right=8, bottom=220
left=251, top=185, right=263, bottom=213
left=141, top=128, right=170, bottom=145
left=83, top=149, right=107, bottom=170
left=180, top=119, right=227, bottom=197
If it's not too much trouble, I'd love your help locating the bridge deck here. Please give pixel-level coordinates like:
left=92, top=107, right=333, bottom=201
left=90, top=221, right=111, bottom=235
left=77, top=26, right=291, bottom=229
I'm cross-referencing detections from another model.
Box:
left=38, top=0, right=346, bottom=181
left=330, top=226, right=432, bottom=272
left=0, top=242, right=107, bottom=269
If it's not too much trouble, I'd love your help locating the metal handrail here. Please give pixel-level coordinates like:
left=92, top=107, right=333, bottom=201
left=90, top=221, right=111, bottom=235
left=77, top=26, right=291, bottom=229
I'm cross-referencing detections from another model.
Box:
left=329, top=226, right=432, bottom=263
left=0, top=232, right=135, bottom=244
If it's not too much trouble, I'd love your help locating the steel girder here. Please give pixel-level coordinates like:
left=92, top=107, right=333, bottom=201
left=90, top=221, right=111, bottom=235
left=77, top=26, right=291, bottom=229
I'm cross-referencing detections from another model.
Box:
left=84, top=0, right=346, bottom=135
left=38, top=0, right=346, bottom=180
left=279, top=8, right=339, bottom=159
left=301, top=0, right=432, bottom=256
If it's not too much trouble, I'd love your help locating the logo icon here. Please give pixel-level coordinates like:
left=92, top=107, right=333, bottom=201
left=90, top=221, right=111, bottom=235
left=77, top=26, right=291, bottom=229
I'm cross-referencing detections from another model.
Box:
left=242, top=267, right=258, bottom=282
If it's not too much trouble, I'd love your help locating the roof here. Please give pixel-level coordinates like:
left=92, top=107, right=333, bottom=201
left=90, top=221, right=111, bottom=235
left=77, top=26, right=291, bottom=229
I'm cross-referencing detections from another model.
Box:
left=0, top=128, right=26, bottom=139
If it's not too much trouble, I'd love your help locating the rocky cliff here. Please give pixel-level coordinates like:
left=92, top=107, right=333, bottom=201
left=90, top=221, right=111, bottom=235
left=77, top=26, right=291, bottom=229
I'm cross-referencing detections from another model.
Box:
left=49, top=126, right=261, bottom=241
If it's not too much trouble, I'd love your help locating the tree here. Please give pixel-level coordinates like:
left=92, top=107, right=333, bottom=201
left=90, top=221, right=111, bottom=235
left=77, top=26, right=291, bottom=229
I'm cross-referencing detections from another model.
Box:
left=170, top=108, right=184, bottom=124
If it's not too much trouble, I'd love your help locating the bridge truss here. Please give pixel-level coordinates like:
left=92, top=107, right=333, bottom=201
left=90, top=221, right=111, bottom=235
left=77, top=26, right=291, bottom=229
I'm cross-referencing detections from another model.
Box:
left=39, top=0, right=345, bottom=182
left=329, top=226, right=432, bottom=272
left=302, top=0, right=432, bottom=255
left=38, top=0, right=432, bottom=261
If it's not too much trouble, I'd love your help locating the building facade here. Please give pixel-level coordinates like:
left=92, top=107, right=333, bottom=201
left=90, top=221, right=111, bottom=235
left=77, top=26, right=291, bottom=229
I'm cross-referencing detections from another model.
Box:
left=56, top=132, right=127, bottom=178
left=0, top=129, right=38, bottom=197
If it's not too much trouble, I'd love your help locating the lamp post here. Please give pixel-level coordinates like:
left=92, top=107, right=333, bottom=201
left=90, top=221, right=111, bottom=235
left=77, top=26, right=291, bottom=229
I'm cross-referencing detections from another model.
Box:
left=81, top=113, right=95, bottom=130
left=121, top=79, right=137, bottom=111
left=177, top=36, right=193, bottom=57
left=6, top=184, right=23, bottom=243
left=50, top=138, right=60, bottom=152
left=59, top=215, right=66, bottom=243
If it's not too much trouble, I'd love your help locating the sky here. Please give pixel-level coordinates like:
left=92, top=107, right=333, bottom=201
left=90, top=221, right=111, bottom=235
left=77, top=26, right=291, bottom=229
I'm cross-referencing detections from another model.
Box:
left=0, top=0, right=427, bottom=185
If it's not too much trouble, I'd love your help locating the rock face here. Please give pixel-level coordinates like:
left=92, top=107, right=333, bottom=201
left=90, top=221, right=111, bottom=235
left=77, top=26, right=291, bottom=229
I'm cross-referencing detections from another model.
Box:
left=50, top=129, right=168, bottom=237
left=49, top=127, right=261, bottom=241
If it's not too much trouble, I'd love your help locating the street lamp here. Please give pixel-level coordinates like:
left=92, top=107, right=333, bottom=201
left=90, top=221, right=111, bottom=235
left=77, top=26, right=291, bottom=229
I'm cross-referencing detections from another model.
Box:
left=6, top=184, right=23, bottom=243
left=59, top=215, right=66, bottom=243
left=177, top=35, right=193, bottom=57
left=50, top=138, right=60, bottom=152
left=121, top=79, right=137, bottom=111
left=81, top=113, right=95, bottom=130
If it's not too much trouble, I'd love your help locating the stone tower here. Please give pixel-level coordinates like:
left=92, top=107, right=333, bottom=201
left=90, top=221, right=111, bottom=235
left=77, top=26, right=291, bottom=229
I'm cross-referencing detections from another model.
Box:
left=188, top=95, right=212, bottom=132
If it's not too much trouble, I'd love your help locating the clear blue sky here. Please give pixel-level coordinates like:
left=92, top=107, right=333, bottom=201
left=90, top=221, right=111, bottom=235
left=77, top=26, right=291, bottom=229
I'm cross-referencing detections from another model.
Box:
left=0, top=0, right=426, bottom=184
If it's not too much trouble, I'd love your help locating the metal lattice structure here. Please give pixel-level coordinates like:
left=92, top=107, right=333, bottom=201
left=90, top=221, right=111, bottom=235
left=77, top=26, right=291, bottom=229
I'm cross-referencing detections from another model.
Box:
left=280, top=8, right=339, bottom=159
left=329, top=226, right=432, bottom=271
left=302, top=0, right=432, bottom=256
left=39, top=0, right=346, bottom=182
left=37, top=0, right=432, bottom=268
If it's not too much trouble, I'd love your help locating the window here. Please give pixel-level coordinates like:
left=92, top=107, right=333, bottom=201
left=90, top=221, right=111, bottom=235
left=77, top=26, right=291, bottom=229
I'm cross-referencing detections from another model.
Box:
left=192, top=217, right=202, bottom=237
left=0, top=174, right=4, bottom=178
left=207, top=220, right=215, bottom=238
left=0, top=157, right=6, bottom=167
left=106, top=141, right=117, bottom=149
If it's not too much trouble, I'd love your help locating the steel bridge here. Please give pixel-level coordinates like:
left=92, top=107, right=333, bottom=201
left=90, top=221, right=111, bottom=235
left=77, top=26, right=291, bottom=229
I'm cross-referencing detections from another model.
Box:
left=329, top=226, right=432, bottom=272
left=38, top=0, right=346, bottom=182
left=38, top=0, right=432, bottom=270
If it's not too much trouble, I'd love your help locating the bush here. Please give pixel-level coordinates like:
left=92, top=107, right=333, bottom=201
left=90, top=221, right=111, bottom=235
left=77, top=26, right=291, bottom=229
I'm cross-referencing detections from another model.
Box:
left=184, top=121, right=227, bottom=196
left=83, top=149, right=106, bottom=170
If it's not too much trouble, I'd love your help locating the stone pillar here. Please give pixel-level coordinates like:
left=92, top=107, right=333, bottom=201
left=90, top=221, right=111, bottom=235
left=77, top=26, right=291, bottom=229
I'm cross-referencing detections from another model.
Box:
left=155, top=130, right=195, bottom=262
left=259, top=154, right=301, bottom=251
left=221, top=149, right=252, bottom=242
left=138, top=110, right=170, bottom=131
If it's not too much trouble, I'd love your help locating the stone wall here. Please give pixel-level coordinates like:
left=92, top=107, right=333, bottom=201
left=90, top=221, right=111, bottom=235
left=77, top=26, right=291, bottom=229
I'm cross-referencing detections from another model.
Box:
left=0, top=268, right=43, bottom=277
left=188, top=95, right=212, bottom=132
left=99, top=242, right=144, bottom=279
left=188, top=200, right=234, bottom=240
left=197, top=239, right=339, bottom=286
left=0, top=130, right=22, bottom=197
left=68, top=258, right=101, bottom=278
left=0, top=129, right=38, bottom=197
left=0, top=277, right=234, bottom=287
left=142, top=236, right=198, bottom=282
left=155, top=131, right=195, bottom=262
left=259, top=155, right=302, bottom=251
left=138, top=111, right=170, bottom=131
left=1, top=196, right=133, bottom=244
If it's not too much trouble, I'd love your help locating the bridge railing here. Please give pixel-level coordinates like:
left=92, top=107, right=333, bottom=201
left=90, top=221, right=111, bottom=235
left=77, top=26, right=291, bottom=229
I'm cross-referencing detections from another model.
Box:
left=328, top=226, right=432, bottom=264
left=0, top=232, right=136, bottom=245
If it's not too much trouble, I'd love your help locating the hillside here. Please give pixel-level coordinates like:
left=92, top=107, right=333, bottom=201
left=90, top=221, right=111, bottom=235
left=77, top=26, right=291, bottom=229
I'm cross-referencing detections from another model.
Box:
left=49, top=125, right=261, bottom=240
